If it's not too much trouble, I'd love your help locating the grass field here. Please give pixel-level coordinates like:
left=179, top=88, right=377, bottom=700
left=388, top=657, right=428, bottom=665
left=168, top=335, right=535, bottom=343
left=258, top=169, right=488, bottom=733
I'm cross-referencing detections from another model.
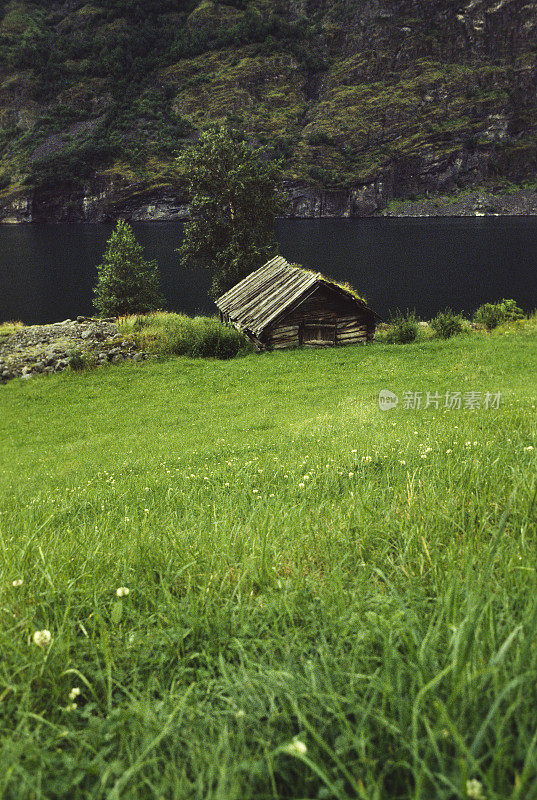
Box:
left=0, top=324, right=536, bottom=800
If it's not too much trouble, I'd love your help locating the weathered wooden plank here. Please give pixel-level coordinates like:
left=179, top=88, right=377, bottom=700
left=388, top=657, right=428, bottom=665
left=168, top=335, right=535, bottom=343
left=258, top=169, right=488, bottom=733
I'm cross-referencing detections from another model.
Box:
left=338, top=326, right=368, bottom=335
left=271, top=325, right=300, bottom=334
left=338, top=331, right=367, bottom=340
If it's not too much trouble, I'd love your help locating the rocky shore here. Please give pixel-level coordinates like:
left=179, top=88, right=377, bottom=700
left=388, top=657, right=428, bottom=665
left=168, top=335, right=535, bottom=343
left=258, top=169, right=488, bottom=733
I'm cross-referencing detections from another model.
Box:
left=383, top=188, right=537, bottom=218
left=0, top=317, right=147, bottom=383
left=2, top=181, right=537, bottom=223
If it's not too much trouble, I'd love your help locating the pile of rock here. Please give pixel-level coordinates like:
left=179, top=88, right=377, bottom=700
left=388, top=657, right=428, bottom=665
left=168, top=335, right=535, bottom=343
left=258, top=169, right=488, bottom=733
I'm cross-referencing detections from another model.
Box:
left=0, top=316, right=148, bottom=383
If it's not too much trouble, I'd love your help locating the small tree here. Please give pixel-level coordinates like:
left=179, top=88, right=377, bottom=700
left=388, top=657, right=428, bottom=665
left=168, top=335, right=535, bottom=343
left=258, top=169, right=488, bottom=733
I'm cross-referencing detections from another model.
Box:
left=176, top=126, right=288, bottom=297
left=93, top=220, right=164, bottom=317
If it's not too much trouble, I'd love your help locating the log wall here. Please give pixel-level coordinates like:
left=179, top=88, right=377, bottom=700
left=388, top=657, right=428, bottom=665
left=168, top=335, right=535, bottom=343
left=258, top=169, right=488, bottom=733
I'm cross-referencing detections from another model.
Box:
left=264, top=286, right=376, bottom=349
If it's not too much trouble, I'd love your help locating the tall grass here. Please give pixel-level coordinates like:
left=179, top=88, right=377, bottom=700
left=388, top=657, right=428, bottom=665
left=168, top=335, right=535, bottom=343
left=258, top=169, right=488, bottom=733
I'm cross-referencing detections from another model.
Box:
left=0, top=327, right=536, bottom=799
left=0, top=320, right=23, bottom=340
left=118, top=312, right=252, bottom=359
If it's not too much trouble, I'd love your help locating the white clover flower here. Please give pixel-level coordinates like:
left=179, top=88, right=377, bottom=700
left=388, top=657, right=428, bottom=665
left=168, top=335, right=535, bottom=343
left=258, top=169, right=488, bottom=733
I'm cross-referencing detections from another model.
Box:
left=348, top=472, right=354, bottom=478
left=298, top=482, right=305, bottom=488
left=12, top=579, right=23, bottom=587
left=65, top=703, right=77, bottom=712
left=466, top=778, right=485, bottom=799
left=252, top=488, right=258, bottom=493
left=33, top=629, right=52, bottom=648
left=524, top=446, right=534, bottom=452
left=116, top=587, right=129, bottom=597
left=269, top=493, right=275, bottom=497
left=284, top=737, right=307, bottom=756
left=69, top=687, right=81, bottom=701
left=446, top=449, right=452, bottom=454
left=399, top=460, right=406, bottom=465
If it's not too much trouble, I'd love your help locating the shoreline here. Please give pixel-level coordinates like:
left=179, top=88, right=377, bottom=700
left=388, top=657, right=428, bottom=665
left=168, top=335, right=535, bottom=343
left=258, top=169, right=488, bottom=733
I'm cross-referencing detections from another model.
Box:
left=2, top=186, right=537, bottom=224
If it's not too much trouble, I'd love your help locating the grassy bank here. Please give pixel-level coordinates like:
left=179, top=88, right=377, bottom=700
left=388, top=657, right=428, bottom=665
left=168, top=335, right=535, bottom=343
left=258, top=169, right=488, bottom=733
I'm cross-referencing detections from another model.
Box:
left=0, top=325, right=536, bottom=799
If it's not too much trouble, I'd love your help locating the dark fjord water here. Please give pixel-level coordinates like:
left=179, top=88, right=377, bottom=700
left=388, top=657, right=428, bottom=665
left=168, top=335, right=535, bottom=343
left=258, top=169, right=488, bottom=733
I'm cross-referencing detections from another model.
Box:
left=1, top=217, right=536, bottom=325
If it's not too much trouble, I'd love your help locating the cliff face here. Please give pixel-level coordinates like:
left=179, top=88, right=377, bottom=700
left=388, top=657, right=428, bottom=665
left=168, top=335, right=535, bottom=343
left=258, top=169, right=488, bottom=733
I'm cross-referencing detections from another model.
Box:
left=0, top=0, right=535, bottom=222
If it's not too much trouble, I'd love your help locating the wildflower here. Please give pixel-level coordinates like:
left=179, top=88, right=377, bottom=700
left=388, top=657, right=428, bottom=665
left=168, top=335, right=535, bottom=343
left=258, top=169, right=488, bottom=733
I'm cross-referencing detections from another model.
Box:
left=348, top=472, right=354, bottom=478
left=12, top=579, right=23, bottom=587
left=466, top=778, right=485, bottom=799
left=298, top=483, right=305, bottom=488
left=69, top=687, right=81, bottom=701
left=269, top=493, right=275, bottom=497
left=399, top=460, right=406, bottom=465
left=284, top=737, right=307, bottom=756
left=33, top=629, right=52, bottom=648
left=236, top=709, right=245, bottom=719
left=252, top=488, right=258, bottom=494
left=446, top=449, right=452, bottom=454
left=524, top=446, right=534, bottom=452
left=65, top=703, right=77, bottom=712
left=116, top=587, right=129, bottom=597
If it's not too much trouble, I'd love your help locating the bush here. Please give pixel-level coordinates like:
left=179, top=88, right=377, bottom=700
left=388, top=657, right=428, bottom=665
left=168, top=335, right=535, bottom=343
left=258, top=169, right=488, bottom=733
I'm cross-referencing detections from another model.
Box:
left=430, top=308, right=464, bottom=338
left=68, top=349, right=90, bottom=370
left=473, top=299, right=524, bottom=330
left=385, top=311, right=419, bottom=344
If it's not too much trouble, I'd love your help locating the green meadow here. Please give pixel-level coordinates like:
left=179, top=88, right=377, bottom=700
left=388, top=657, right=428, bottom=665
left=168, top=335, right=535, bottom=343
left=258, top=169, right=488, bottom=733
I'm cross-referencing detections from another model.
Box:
left=0, top=323, right=536, bottom=800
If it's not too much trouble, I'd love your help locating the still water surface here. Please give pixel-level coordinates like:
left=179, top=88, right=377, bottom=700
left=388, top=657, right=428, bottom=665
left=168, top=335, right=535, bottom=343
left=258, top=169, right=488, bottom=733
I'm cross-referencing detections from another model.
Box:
left=0, top=217, right=536, bottom=325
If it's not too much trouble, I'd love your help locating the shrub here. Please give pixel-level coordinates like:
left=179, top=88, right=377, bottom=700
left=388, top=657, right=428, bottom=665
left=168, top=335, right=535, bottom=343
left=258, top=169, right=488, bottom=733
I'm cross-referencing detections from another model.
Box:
left=473, top=299, right=524, bottom=330
left=500, top=298, right=525, bottom=321
left=430, top=308, right=464, bottom=338
left=68, top=349, right=89, bottom=370
left=385, top=311, right=419, bottom=344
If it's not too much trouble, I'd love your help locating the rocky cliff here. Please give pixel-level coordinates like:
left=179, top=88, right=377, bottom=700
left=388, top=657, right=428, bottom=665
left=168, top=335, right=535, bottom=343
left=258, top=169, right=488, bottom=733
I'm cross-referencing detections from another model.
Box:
left=0, top=0, right=535, bottom=222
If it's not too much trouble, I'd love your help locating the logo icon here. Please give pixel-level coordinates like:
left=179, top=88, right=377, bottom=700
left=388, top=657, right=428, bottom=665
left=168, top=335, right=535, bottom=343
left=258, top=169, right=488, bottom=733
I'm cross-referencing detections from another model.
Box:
left=378, top=389, right=399, bottom=411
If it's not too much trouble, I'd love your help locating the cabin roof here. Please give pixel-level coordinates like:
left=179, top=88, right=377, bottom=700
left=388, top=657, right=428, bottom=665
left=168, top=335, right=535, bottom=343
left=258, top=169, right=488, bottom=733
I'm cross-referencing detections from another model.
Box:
left=215, top=255, right=380, bottom=337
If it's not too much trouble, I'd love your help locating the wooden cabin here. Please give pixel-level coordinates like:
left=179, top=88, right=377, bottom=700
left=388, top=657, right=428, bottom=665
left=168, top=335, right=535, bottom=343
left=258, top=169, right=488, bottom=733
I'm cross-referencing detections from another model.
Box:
left=215, top=255, right=381, bottom=351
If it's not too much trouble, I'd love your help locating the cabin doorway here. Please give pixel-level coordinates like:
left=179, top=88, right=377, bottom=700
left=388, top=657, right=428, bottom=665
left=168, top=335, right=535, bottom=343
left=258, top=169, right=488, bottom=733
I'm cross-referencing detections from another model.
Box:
left=300, top=322, right=337, bottom=346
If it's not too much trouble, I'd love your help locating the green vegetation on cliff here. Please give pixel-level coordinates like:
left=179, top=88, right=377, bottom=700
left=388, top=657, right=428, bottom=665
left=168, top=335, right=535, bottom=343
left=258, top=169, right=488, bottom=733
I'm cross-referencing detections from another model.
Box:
left=0, top=0, right=536, bottom=211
